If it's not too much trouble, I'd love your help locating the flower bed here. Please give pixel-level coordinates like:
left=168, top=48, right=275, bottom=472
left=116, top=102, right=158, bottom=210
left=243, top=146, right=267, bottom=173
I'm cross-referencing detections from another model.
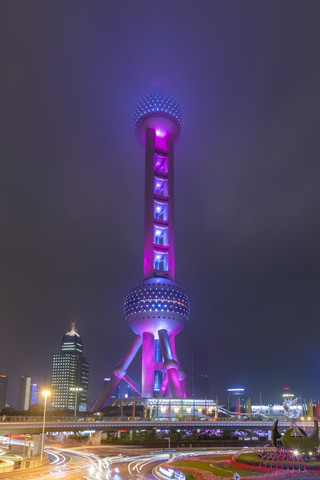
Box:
left=230, top=460, right=274, bottom=472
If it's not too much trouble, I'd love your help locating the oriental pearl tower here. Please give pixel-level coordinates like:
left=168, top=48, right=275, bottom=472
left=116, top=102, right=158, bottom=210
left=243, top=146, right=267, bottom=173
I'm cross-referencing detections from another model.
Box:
left=92, top=91, right=190, bottom=411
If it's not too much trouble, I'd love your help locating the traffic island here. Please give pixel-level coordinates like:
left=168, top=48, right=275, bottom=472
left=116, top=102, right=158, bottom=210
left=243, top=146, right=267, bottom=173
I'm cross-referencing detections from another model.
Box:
left=155, top=455, right=268, bottom=480
left=232, top=449, right=320, bottom=473
left=0, top=456, right=47, bottom=474
left=154, top=451, right=320, bottom=480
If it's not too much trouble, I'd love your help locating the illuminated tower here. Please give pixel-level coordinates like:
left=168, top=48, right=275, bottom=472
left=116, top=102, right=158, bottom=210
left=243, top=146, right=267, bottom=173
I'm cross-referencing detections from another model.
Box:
left=92, top=91, right=190, bottom=411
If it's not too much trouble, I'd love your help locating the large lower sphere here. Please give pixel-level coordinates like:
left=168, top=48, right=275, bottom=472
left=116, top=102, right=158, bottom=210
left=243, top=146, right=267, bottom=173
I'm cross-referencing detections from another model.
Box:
left=124, top=277, right=190, bottom=337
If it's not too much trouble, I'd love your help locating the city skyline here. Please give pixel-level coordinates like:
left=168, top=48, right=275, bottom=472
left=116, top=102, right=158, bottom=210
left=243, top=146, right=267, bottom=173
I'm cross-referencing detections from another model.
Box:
left=1, top=1, right=320, bottom=406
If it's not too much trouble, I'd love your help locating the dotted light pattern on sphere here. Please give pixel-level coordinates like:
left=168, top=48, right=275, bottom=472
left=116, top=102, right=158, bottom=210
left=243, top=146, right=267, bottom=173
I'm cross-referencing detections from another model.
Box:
left=133, top=91, right=183, bottom=132
left=124, top=282, right=190, bottom=319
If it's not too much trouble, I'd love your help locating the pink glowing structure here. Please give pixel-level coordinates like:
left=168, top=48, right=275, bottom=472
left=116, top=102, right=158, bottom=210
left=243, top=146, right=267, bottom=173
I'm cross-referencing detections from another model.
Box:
left=258, top=446, right=306, bottom=471
left=92, top=91, right=190, bottom=411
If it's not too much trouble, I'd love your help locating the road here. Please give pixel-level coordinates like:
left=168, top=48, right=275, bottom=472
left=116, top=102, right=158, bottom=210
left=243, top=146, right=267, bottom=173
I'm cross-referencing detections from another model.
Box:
left=0, top=445, right=105, bottom=480
left=0, top=444, right=240, bottom=480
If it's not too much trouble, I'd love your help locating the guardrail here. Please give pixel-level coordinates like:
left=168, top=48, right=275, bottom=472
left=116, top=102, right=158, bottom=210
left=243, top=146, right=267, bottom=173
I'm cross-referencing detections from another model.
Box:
left=1, top=416, right=312, bottom=424
left=0, top=419, right=314, bottom=430
left=0, top=416, right=85, bottom=422
left=0, top=418, right=316, bottom=437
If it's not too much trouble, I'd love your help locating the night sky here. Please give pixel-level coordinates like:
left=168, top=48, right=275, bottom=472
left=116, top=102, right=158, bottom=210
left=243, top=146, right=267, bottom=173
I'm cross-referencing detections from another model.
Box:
left=1, top=1, right=320, bottom=408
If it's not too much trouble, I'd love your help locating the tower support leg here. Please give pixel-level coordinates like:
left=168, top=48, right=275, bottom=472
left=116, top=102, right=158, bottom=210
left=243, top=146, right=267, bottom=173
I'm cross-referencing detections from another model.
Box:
left=169, top=334, right=176, bottom=359
left=91, top=335, right=142, bottom=412
left=180, top=379, right=187, bottom=397
left=171, top=341, right=187, bottom=399
left=159, top=372, right=169, bottom=397
left=123, top=374, right=141, bottom=396
left=142, top=332, right=155, bottom=397
left=158, top=329, right=182, bottom=397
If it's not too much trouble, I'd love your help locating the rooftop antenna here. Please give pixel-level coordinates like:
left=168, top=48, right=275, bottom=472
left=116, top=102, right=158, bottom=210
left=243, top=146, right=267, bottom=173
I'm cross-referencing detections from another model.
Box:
left=66, top=319, right=80, bottom=337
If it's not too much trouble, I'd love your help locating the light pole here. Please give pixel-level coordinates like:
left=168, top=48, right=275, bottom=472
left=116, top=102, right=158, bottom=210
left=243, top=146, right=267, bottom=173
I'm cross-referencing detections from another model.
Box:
left=40, top=390, right=51, bottom=462
left=70, top=387, right=83, bottom=417
left=164, top=436, right=171, bottom=449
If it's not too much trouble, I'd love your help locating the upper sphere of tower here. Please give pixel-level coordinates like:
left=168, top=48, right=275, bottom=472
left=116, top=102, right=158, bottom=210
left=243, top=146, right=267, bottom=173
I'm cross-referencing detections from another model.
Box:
left=133, top=91, right=183, bottom=142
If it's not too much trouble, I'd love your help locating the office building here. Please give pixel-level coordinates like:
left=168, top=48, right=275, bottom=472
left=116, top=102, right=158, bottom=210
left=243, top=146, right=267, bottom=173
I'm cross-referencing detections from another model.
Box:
left=51, top=322, right=89, bottom=411
left=0, top=374, right=8, bottom=411
left=18, top=376, right=31, bottom=411
left=30, top=383, right=38, bottom=406
left=227, top=387, right=245, bottom=412
left=191, top=346, right=209, bottom=399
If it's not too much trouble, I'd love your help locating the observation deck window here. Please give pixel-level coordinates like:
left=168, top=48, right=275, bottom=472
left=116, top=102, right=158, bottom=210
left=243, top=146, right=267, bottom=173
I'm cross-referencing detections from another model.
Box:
left=154, top=154, right=168, bottom=174
left=153, top=251, right=168, bottom=272
left=154, top=201, right=168, bottom=221
left=153, top=225, right=168, bottom=246
left=154, top=177, right=168, bottom=197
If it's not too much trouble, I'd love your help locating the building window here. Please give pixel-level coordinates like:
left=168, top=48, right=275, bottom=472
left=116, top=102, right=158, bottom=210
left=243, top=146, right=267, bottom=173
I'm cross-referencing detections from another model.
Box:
left=154, top=201, right=168, bottom=221
left=154, top=177, right=168, bottom=197
left=153, top=226, right=168, bottom=246
left=153, top=251, right=168, bottom=272
left=154, top=154, right=168, bottom=174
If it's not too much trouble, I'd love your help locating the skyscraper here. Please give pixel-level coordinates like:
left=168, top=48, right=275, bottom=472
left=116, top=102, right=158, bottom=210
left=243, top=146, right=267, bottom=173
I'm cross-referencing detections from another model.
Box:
left=93, top=90, right=190, bottom=411
left=30, top=383, right=38, bottom=406
left=18, top=376, right=31, bottom=411
left=51, top=322, right=89, bottom=411
left=0, top=375, right=8, bottom=411
left=227, top=388, right=245, bottom=412
left=191, top=345, right=209, bottom=399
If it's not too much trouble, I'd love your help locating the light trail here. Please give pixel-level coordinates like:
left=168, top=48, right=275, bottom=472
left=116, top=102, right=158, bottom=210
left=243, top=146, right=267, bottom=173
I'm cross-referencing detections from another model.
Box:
left=45, top=448, right=66, bottom=465
left=0, top=438, right=243, bottom=480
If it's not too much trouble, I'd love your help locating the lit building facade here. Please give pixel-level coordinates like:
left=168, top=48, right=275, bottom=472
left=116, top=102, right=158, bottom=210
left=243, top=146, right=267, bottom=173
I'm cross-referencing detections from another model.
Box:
left=51, top=323, right=89, bottom=411
left=17, top=376, right=31, bottom=411
left=227, top=388, right=245, bottom=414
left=0, top=374, right=8, bottom=411
left=30, top=383, right=38, bottom=406
left=111, top=397, right=216, bottom=419
left=92, top=91, right=190, bottom=411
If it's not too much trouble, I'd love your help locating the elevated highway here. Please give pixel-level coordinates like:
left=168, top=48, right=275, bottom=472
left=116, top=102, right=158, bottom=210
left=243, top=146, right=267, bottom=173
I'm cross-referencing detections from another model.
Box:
left=0, top=418, right=313, bottom=435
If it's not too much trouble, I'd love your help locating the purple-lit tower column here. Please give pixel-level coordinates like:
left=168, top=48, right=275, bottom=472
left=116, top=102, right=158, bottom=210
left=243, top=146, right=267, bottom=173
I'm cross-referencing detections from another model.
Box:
left=92, top=91, right=189, bottom=411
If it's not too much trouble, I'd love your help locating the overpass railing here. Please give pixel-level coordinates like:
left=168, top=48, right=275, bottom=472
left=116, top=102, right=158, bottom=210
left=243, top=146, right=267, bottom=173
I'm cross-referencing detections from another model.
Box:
left=0, top=416, right=275, bottom=423
left=0, top=417, right=314, bottom=427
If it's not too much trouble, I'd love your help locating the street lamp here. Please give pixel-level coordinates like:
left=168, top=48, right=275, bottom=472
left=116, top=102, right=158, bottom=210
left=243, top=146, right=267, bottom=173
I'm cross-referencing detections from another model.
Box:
left=70, top=387, right=83, bottom=417
left=40, top=390, right=51, bottom=462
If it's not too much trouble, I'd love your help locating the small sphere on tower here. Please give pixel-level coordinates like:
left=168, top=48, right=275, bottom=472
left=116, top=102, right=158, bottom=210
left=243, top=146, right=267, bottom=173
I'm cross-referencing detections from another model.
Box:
left=133, top=90, right=183, bottom=144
